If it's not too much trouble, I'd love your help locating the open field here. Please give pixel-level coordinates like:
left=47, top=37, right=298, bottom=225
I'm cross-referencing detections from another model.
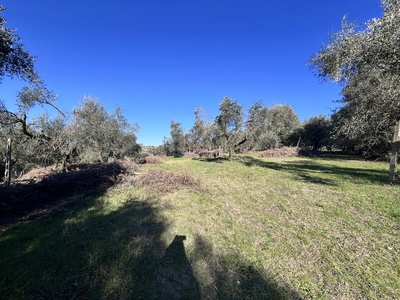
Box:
left=0, top=154, right=399, bottom=299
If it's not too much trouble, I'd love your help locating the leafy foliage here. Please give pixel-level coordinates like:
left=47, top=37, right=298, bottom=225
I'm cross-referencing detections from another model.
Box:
left=310, top=0, right=400, bottom=156
left=1, top=96, right=141, bottom=180
left=71, top=96, right=140, bottom=163
left=0, top=6, right=37, bottom=83
left=303, top=115, right=332, bottom=150
left=161, top=99, right=301, bottom=158
left=245, top=102, right=301, bottom=151
left=214, top=96, right=245, bottom=159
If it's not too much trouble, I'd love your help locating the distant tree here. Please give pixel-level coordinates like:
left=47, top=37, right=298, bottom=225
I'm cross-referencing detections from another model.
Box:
left=168, top=121, right=186, bottom=156
left=244, top=101, right=300, bottom=151
left=309, top=0, right=400, bottom=156
left=70, top=96, right=140, bottom=163
left=266, top=104, right=300, bottom=145
left=214, top=96, right=246, bottom=159
left=303, top=115, right=332, bottom=151
left=162, top=137, right=173, bottom=156
left=186, top=108, right=215, bottom=152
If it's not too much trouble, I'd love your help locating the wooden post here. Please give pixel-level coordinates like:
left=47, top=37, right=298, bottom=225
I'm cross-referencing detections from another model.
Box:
left=389, top=121, right=400, bottom=183
left=4, top=138, right=12, bottom=188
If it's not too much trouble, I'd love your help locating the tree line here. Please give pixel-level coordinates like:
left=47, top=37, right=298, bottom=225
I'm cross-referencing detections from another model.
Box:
left=0, top=6, right=140, bottom=179
left=157, top=97, right=332, bottom=159
left=154, top=0, right=400, bottom=159
left=2, top=0, right=399, bottom=179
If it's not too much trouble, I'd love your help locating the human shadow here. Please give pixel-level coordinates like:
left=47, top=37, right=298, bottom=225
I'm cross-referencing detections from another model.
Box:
left=149, top=235, right=200, bottom=299
left=192, top=235, right=304, bottom=300
left=241, top=156, right=387, bottom=185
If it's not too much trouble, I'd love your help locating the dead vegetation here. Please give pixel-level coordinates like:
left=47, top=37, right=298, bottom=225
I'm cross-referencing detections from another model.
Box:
left=183, top=151, right=199, bottom=158
left=259, top=147, right=301, bottom=158
left=0, top=159, right=139, bottom=226
left=197, top=149, right=221, bottom=158
left=144, top=155, right=165, bottom=164
left=137, top=155, right=165, bottom=164
left=0, top=158, right=205, bottom=227
left=135, top=169, right=206, bottom=194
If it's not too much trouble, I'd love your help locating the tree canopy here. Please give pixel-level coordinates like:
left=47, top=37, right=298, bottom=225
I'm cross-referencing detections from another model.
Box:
left=310, top=0, right=400, bottom=156
left=0, top=6, right=37, bottom=83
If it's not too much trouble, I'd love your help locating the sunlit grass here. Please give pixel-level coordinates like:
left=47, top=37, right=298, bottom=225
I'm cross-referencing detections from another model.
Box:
left=0, top=154, right=399, bottom=299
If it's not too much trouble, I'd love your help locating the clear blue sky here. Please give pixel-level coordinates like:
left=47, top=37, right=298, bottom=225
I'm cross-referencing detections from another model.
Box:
left=1, top=0, right=382, bottom=146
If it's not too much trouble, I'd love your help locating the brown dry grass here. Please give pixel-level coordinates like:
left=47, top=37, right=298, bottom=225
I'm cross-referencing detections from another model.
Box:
left=0, top=159, right=141, bottom=226
left=184, top=151, right=199, bottom=158
left=145, top=155, right=165, bottom=164
left=134, top=169, right=206, bottom=194
left=137, top=155, right=165, bottom=164
left=259, top=146, right=301, bottom=158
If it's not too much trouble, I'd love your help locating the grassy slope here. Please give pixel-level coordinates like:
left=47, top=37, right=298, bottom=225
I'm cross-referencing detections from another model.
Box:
left=0, top=155, right=399, bottom=299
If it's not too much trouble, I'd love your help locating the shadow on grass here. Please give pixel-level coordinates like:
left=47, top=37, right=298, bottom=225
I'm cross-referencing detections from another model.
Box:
left=192, top=157, right=229, bottom=163
left=0, top=192, right=304, bottom=299
left=0, top=159, right=304, bottom=299
left=241, top=156, right=387, bottom=185
left=0, top=190, right=194, bottom=299
left=192, top=236, right=304, bottom=300
left=152, top=235, right=200, bottom=299
left=0, top=191, right=305, bottom=299
left=0, top=161, right=131, bottom=228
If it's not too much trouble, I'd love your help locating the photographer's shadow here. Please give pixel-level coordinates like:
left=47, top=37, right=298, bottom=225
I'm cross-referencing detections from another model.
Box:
left=153, top=235, right=200, bottom=299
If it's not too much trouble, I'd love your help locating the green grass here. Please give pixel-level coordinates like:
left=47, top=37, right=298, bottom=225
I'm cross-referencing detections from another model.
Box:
left=1, top=155, right=399, bottom=299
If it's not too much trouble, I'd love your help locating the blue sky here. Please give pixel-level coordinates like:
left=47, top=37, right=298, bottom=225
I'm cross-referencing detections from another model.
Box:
left=1, top=0, right=382, bottom=146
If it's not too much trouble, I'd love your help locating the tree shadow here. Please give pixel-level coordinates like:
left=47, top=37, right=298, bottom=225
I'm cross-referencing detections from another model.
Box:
left=0, top=188, right=173, bottom=299
left=192, top=157, right=229, bottom=163
left=192, top=235, right=304, bottom=300
left=0, top=161, right=132, bottom=228
left=242, top=156, right=388, bottom=185
left=0, top=186, right=305, bottom=299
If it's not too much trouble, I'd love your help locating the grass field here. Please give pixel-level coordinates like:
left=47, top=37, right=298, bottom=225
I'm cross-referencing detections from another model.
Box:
left=0, top=154, right=399, bottom=299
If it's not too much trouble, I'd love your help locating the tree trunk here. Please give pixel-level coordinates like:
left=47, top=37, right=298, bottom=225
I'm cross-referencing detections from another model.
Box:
left=4, top=138, right=11, bottom=188
left=228, top=145, right=233, bottom=160
left=389, top=121, right=400, bottom=183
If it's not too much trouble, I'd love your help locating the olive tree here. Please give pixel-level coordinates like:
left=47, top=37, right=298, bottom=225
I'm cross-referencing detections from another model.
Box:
left=186, top=108, right=216, bottom=152
left=0, top=6, right=37, bottom=83
left=245, top=101, right=300, bottom=151
left=71, top=96, right=140, bottom=163
left=214, top=96, right=246, bottom=159
left=303, top=115, right=332, bottom=151
left=0, top=5, right=65, bottom=178
left=310, top=0, right=400, bottom=156
left=168, top=120, right=186, bottom=156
